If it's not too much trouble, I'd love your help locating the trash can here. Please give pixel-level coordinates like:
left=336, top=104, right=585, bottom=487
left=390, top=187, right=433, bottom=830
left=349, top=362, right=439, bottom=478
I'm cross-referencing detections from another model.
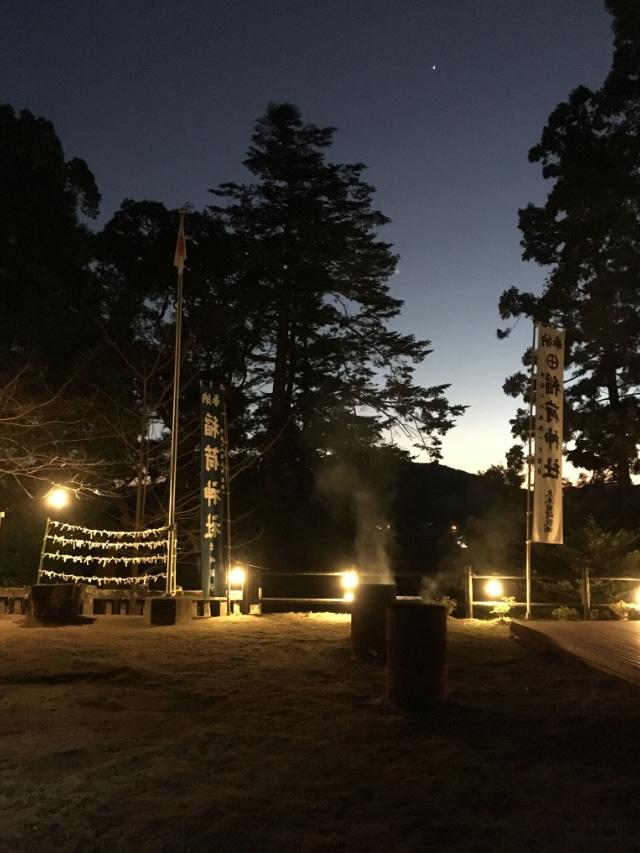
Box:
left=386, top=601, right=447, bottom=709
left=351, top=583, right=396, bottom=664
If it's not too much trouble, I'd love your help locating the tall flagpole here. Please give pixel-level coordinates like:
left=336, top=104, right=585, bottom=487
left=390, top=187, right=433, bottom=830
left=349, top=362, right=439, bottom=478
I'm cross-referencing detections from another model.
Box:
left=525, top=322, right=538, bottom=620
left=166, top=210, right=187, bottom=595
left=223, top=393, right=232, bottom=612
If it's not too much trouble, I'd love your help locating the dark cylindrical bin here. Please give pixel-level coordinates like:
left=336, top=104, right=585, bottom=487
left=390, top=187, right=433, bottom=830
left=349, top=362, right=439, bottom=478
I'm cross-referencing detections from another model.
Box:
left=386, top=601, right=447, bottom=709
left=351, top=583, right=396, bottom=664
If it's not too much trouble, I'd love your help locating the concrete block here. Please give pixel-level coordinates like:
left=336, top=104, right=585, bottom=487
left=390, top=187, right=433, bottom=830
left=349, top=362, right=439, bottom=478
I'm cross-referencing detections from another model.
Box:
left=145, top=596, right=192, bottom=626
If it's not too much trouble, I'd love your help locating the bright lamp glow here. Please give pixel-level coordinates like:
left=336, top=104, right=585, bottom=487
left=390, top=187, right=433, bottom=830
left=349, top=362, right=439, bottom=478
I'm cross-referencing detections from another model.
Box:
left=46, top=487, right=70, bottom=510
left=341, top=570, right=359, bottom=591
left=229, top=566, right=246, bottom=587
left=633, top=586, right=640, bottom=607
left=485, top=579, right=504, bottom=599
left=343, top=590, right=355, bottom=603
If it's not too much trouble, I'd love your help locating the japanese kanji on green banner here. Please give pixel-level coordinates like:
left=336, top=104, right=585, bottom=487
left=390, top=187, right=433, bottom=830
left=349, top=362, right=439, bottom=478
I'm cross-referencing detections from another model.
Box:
left=200, top=382, right=226, bottom=596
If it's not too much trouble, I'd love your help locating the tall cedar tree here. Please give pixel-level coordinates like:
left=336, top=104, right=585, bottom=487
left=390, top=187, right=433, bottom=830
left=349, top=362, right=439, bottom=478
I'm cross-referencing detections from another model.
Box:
left=210, top=104, right=464, bottom=494
left=499, top=0, right=640, bottom=486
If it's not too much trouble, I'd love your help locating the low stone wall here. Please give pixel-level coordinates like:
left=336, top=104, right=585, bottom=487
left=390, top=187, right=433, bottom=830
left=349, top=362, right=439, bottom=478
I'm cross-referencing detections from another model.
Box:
left=0, top=586, right=228, bottom=618
left=0, top=587, right=29, bottom=615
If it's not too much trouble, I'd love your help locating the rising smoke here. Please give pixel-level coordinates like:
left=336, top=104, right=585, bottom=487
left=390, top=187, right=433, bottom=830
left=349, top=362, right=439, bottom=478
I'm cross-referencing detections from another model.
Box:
left=314, top=461, right=394, bottom=584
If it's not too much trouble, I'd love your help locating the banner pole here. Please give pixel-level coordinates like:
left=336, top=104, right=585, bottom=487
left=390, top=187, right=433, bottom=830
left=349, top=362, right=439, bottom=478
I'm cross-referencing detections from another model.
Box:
left=167, top=210, right=186, bottom=596
left=525, top=323, right=537, bottom=620
left=223, top=394, right=232, bottom=614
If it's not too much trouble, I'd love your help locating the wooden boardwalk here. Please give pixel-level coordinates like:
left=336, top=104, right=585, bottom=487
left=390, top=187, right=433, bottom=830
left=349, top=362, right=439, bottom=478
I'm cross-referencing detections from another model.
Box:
left=511, top=619, right=640, bottom=687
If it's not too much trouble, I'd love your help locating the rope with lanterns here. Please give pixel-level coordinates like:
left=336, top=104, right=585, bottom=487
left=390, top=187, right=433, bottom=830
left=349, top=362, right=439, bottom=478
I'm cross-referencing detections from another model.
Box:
left=37, top=519, right=170, bottom=587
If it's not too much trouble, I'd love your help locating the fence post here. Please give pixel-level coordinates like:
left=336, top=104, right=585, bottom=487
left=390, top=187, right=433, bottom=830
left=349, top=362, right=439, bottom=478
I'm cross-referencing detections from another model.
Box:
left=581, top=567, right=591, bottom=621
left=465, top=569, right=474, bottom=619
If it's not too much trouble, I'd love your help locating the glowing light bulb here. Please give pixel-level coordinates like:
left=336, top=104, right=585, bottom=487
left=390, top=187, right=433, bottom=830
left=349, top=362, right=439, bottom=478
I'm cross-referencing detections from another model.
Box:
left=485, top=579, right=504, bottom=599
left=341, top=570, right=359, bottom=592
left=46, top=487, right=70, bottom=510
left=229, top=566, right=246, bottom=587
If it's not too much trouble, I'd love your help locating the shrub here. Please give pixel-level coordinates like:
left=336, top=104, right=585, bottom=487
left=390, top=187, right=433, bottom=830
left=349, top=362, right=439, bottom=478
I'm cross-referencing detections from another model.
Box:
left=490, top=596, right=515, bottom=622
left=609, top=600, right=631, bottom=620
left=436, top=595, right=457, bottom=616
left=551, top=606, right=581, bottom=621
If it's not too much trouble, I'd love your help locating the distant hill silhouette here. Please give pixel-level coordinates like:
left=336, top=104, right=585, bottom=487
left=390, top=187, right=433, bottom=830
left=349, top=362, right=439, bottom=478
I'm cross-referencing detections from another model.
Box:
left=392, top=462, right=523, bottom=574
left=392, top=462, right=640, bottom=575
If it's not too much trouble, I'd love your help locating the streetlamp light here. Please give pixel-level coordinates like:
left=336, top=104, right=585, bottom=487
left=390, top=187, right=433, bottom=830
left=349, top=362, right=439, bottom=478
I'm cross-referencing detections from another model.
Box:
left=45, top=487, right=71, bottom=511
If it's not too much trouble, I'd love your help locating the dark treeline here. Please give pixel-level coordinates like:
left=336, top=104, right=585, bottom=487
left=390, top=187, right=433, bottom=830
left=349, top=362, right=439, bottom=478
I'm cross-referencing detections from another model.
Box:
left=0, top=102, right=465, bottom=584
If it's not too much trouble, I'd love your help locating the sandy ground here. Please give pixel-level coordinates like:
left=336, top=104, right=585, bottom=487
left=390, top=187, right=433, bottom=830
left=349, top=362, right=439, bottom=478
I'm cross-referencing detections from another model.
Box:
left=1, top=613, right=640, bottom=853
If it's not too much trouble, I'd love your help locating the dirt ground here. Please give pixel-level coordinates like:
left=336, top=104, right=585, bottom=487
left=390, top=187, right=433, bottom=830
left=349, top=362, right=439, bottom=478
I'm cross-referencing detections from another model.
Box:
left=1, top=612, right=640, bottom=853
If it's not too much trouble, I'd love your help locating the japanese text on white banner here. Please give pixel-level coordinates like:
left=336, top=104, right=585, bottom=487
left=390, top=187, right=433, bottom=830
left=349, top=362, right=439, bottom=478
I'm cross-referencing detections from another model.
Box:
left=533, top=325, right=565, bottom=544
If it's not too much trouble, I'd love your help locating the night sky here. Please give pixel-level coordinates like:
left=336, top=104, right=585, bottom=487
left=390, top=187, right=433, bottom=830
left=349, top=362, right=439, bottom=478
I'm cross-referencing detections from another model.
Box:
left=2, top=0, right=613, bottom=475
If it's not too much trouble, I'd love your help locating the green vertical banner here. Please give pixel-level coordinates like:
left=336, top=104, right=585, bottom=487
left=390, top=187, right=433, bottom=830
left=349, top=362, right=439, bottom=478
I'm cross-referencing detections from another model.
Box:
left=200, top=382, right=226, bottom=597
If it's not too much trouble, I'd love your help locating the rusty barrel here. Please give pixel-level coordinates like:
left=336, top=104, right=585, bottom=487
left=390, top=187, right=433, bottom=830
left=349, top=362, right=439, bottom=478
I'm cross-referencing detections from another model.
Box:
left=386, top=601, right=447, bottom=709
left=351, top=583, right=396, bottom=664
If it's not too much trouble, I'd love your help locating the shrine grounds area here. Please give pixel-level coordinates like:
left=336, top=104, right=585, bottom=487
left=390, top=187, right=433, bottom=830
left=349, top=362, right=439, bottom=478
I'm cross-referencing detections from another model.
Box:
left=2, top=613, right=640, bottom=853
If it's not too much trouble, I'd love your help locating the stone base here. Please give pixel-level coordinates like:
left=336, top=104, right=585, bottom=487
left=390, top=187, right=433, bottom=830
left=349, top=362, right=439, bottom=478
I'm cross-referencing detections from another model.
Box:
left=145, top=596, right=193, bottom=626
left=31, top=584, right=84, bottom=623
left=194, top=598, right=228, bottom=617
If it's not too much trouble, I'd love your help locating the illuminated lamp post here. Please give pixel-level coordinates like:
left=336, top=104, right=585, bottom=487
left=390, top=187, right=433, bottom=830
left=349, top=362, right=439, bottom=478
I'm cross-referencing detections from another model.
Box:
left=228, top=564, right=246, bottom=614
left=485, top=579, right=504, bottom=600
left=341, top=568, right=359, bottom=603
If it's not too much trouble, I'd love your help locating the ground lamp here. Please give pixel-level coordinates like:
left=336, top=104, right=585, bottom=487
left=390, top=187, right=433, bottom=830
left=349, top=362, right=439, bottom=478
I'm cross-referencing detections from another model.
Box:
left=229, top=564, right=246, bottom=612
left=485, top=579, right=504, bottom=599
left=341, top=569, right=359, bottom=602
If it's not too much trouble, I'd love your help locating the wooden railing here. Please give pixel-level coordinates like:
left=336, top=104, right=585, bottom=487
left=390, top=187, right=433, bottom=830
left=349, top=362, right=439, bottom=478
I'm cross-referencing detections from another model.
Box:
left=464, top=569, right=640, bottom=619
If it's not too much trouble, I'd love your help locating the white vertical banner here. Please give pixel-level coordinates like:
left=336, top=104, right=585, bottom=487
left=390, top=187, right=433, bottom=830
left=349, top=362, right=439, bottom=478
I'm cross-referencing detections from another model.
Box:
left=533, top=325, right=565, bottom=544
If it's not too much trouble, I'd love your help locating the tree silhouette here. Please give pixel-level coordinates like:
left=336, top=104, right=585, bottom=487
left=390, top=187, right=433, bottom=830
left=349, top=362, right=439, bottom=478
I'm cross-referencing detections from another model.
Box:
left=211, top=104, right=464, bottom=470
left=498, top=0, right=640, bottom=486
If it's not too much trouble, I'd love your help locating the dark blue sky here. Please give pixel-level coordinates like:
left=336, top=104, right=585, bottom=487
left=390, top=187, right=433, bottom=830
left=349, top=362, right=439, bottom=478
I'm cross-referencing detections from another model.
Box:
left=2, top=0, right=614, bottom=474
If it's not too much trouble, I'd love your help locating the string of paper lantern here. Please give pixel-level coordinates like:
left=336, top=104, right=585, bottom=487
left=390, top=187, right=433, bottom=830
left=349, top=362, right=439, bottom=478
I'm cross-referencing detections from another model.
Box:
left=47, top=534, right=168, bottom=551
left=43, top=550, right=166, bottom=567
left=39, top=568, right=167, bottom=586
left=48, top=520, right=168, bottom=539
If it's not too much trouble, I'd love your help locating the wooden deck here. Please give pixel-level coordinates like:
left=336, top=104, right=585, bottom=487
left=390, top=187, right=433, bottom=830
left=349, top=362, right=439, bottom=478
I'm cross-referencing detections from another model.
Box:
left=511, top=619, right=640, bottom=687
